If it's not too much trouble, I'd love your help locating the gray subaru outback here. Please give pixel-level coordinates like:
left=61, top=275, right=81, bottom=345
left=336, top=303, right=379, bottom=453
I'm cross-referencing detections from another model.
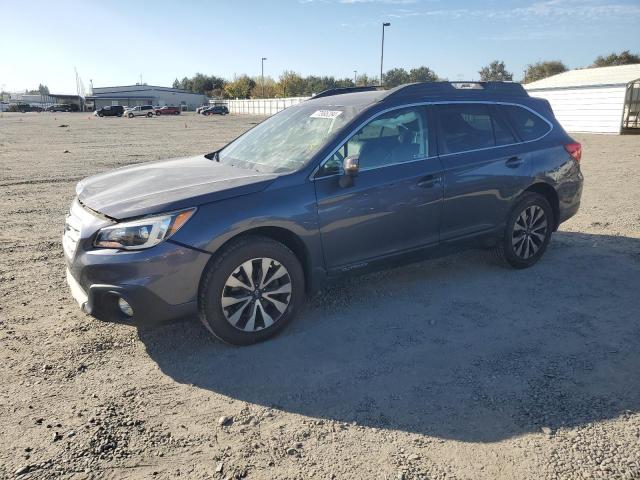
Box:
left=64, top=82, right=583, bottom=345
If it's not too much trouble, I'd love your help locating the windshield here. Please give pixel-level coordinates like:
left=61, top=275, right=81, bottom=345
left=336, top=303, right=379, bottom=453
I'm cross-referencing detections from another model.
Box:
left=218, top=102, right=364, bottom=173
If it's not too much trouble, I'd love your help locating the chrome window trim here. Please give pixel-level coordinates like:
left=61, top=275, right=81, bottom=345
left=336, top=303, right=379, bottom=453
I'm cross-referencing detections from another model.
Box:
left=309, top=100, right=554, bottom=180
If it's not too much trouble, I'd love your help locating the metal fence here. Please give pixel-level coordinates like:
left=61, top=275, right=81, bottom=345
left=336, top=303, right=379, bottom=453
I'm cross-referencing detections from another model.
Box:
left=226, top=97, right=310, bottom=116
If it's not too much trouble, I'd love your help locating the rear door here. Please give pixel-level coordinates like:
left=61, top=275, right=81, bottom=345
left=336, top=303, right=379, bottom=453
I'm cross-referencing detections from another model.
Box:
left=435, top=103, right=533, bottom=241
left=314, top=106, right=444, bottom=270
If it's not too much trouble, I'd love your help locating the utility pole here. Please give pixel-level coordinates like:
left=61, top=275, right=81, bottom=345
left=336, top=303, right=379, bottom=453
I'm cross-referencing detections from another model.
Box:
left=261, top=57, right=267, bottom=97
left=354, top=70, right=357, bottom=85
left=380, top=22, right=391, bottom=87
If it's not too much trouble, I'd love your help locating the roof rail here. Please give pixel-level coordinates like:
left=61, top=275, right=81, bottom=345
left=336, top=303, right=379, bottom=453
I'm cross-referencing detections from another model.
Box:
left=312, top=85, right=381, bottom=99
left=382, top=81, right=529, bottom=101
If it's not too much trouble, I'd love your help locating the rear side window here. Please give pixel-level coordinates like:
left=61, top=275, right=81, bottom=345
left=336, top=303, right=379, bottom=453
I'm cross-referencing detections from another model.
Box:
left=491, top=111, right=517, bottom=146
left=436, top=104, right=496, bottom=154
left=501, top=105, right=550, bottom=141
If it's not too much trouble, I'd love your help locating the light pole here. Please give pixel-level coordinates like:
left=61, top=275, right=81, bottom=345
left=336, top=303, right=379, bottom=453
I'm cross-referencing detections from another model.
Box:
left=380, top=22, right=390, bottom=87
left=354, top=70, right=357, bottom=86
left=261, top=57, right=267, bottom=98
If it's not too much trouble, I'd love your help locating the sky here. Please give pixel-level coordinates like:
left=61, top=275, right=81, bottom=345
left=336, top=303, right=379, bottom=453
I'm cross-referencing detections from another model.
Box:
left=1, top=0, right=639, bottom=94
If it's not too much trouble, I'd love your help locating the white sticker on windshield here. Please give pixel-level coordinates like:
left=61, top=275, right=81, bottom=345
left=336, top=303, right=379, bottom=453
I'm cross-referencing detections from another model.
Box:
left=310, top=110, right=342, bottom=119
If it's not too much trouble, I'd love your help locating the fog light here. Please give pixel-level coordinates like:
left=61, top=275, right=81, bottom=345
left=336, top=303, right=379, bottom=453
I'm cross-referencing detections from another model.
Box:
left=118, top=298, right=133, bottom=317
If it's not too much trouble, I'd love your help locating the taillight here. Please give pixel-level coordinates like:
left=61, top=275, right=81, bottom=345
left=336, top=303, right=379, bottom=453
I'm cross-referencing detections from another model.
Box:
left=564, top=142, right=582, bottom=162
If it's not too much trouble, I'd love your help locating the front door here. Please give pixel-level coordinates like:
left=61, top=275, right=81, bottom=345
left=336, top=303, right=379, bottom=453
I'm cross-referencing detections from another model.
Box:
left=314, top=106, right=444, bottom=271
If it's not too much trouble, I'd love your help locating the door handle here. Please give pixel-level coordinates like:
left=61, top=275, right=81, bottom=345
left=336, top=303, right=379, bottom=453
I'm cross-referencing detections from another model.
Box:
left=417, top=174, right=442, bottom=188
left=505, top=156, right=524, bottom=168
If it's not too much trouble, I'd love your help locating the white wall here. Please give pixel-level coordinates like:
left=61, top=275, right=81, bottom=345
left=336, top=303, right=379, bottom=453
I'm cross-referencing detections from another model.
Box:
left=527, top=85, right=626, bottom=134
left=226, top=97, right=310, bottom=116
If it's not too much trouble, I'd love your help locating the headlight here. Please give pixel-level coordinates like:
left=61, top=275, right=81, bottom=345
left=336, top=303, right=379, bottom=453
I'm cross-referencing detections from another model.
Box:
left=94, top=209, right=195, bottom=250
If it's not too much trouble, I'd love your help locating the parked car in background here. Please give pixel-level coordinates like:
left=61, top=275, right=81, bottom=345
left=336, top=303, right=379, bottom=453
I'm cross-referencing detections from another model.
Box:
left=46, top=104, right=77, bottom=112
left=94, top=106, right=125, bottom=117
left=154, top=106, right=181, bottom=115
left=10, top=103, right=42, bottom=113
left=202, top=105, right=229, bottom=116
left=64, top=82, right=583, bottom=345
left=196, top=105, right=209, bottom=114
left=124, top=105, right=154, bottom=118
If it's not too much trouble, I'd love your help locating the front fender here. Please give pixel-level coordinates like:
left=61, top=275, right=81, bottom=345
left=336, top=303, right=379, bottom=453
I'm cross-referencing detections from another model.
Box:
left=170, top=180, right=325, bottom=284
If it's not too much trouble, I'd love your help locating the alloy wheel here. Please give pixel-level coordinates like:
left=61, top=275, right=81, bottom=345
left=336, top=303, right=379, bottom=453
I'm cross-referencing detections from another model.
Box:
left=221, top=257, right=292, bottom=332
left=512, top=205, right=547, bottom=259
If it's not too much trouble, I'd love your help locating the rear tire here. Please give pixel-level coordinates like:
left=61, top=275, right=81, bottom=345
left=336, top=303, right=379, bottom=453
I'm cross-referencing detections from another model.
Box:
left=495, top=193, right=553, bottom=269
left=199, top=236, right=305, bottom=345
left=128, top=113, right=134, bottom=118
left=147, top=112, right=153, bottom=117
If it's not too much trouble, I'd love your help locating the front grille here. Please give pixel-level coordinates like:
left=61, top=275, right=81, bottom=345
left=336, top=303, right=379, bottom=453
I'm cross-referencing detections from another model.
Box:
left=63, top=213, right=82, bottom=259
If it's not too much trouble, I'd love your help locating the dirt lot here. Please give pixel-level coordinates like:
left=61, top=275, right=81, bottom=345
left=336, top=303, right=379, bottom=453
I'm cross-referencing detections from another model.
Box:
left=1, top=112, right=639, bottom=480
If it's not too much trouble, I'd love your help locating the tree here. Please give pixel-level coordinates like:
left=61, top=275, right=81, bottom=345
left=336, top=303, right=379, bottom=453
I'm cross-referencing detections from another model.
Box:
left=223, top=75, right=255, bottom=99
left=593, top=50, right=640, bottom=67
left=304, top=75, right=334, bottom=95
left=172, top=74, right=226, bottom=97
left=382, top=66, right=438, bottom=88
left=478, top=60, right=513, bottom=81
left=38, top=84, right=50, bottom=95
left=190, top=73, right=225, bottom=95
left=334, top=77, right=356, bottom=89
left=250, top=76, right=278, bottom=98
left=355, top=74, right=378, bottom=87
left=178, top=76, right=192, bottom=92
left=408, top=66, right=439, bottom=83
left=383, top=68, right=410, bottom=88
left=523, top=61, right=567, bottom=83
left=276, top=71, right=307, bottom=97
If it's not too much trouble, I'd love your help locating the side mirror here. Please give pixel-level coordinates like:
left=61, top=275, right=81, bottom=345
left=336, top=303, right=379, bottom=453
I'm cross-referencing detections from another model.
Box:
left=339, top=155, right=359, bottom=188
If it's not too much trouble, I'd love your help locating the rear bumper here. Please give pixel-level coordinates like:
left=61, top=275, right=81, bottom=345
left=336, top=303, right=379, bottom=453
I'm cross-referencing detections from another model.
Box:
left=558, top=200, right=580, bottom=225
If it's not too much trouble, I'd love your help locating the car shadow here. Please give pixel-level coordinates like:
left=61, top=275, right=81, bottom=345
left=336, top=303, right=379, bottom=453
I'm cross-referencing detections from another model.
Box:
left=138, top=231, right=640, bottom=442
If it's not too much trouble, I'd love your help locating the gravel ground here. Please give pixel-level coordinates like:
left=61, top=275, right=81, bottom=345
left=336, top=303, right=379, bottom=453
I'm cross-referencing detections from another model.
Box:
left=0, top=112, right=639, bottom=480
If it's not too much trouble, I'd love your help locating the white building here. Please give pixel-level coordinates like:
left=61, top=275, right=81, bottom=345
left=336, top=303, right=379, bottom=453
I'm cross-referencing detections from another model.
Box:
left=86, top=84, right=209, bottom=111
left=524, top=64, right=640, bottom=134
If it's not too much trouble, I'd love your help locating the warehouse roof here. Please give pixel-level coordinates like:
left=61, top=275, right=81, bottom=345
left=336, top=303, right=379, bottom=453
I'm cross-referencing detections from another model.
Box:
left=91, top=85, right=195, bottom=94
left=85, top=95, right=155, bottom=100
left=524, top=64, right=640, bottom=91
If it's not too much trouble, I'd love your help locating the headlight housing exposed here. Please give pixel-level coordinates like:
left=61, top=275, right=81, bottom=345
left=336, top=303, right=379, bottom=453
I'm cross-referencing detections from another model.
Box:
left=94, top=209, right=195, bottom=250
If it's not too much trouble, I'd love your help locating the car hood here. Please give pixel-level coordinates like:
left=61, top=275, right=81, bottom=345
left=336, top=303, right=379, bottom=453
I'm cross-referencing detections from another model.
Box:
left=77, top=155, right=277, bottom=219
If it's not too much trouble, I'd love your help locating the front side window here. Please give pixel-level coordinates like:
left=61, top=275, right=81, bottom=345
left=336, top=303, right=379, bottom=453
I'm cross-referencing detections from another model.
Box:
left=317, top=107, right=427, bottom=176
left=501, top=105, right=550, bottom=141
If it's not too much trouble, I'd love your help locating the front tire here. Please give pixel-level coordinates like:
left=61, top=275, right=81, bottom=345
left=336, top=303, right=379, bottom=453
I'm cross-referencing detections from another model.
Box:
left=199, top=236, right=305, bottom=345
left=495, top=193, right=553, bottom=269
